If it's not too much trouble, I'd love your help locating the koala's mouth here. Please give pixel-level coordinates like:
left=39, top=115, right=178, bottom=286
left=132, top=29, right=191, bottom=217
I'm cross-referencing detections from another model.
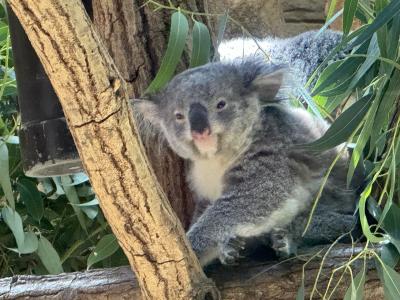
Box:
left=192, top=134, right=219, bottom=157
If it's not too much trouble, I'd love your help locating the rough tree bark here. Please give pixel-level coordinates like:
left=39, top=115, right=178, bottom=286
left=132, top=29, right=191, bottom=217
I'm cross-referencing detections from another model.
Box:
left=0, top=245, right=385, bottom=299
left=7, top=1, right=218, bottom=299
left=89, top=0, right=212, bottom=229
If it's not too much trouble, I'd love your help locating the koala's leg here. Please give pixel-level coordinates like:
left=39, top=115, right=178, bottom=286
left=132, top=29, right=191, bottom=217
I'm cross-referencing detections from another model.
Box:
left=301, top=211, right=358, bottom=246
left=187, top=191, right=302, bottom=266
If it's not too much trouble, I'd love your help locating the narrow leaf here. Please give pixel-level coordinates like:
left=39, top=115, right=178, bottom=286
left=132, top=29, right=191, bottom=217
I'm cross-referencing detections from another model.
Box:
left=87, top=234, right=120, bottom=269
left=0, top=142, right=14, bottom=208
left=343, top=0, right=359, bottom=34
left=17, top=178, right=44, bottom=222
left=344, top=270, right=366, bottom=300
left=17, top=231, right=38, bottom=254
left=1, top=206, right=24, bottom=249
left=190, top=21, right=211, bottom=68
left=146, top=12, right=189, bottom=93
left=378, top=260, right=400, bottom=299
left=302, top=94, right=373, bottom=151
left=62, top=176, right=87, bottom=232
left=37, top=236, right=63, bottom=274
left=348, top=1, right=400, bottom=49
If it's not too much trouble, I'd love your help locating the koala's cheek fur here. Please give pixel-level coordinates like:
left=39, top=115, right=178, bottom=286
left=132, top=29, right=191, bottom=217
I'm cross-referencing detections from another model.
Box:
left=160, top=122, right=195, bottom=159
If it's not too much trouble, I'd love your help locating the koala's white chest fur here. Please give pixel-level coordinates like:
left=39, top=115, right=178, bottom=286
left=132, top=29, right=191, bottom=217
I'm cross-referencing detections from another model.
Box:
left=189, top=157, right=231, bottom=202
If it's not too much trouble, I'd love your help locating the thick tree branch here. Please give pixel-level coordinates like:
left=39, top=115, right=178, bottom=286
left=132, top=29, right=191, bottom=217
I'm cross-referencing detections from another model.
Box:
left=7, top=1, right=217, bottom=299
left=0, top=245, right=384, bottom=299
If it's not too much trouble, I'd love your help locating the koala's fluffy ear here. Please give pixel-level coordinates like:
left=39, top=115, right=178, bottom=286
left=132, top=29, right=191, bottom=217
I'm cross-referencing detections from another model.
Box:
left=131, top=98, right=161, bottom=126
left=250, top=67, right=286, bottom=102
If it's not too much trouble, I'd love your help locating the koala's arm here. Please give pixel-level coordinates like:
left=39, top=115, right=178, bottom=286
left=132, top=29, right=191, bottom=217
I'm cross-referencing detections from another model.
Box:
left=187, top=155, right=302, bottom=266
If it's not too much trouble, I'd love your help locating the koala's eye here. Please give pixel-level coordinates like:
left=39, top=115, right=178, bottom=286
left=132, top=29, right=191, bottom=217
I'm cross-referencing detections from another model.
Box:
left=216, top=99, right=227, bottom=110
left=175, top=112, right=185, bottom=120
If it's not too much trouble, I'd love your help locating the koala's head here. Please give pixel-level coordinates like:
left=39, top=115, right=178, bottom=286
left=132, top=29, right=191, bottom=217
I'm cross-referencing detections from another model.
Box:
left=135, top=59, right=285, bottom=160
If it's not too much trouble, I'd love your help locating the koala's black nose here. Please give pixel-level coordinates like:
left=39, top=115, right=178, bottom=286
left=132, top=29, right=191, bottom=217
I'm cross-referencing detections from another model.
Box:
left=189, top=103, right=210, bottom=135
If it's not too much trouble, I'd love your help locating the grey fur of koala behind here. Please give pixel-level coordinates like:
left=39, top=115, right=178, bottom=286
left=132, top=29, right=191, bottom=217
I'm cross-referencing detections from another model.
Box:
left=133, top=30, right=362, bottom=267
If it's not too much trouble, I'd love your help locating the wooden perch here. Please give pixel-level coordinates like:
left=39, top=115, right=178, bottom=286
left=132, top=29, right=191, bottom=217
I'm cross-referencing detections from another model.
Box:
left=7, top=1, right=216, bottom=299
left=0, top=244, right=384, bottom=299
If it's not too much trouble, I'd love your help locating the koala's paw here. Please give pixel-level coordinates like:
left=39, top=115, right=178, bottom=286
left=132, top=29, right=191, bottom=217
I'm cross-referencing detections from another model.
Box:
left=218, top=236, right=246, bottom=265
left=271, top=229, right=297, bottom=259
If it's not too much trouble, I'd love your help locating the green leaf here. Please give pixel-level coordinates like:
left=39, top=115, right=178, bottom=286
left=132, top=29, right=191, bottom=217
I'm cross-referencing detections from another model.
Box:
left=375, top=0, right=389, bottom=58
left=1, top=206, right=24, bottom=249
left=344, top=270, right=366, bottom=300
left=343, top=0, right=359, bottom=34
left=381, top=244, right=400, bottom=268
left=347, top=88, right=380, bottom=185
left=295, top=278, right=305, bottom=300
left=37, top=236, right=63, bottom=274
left=71, top=198, right=99, bottom=207
left=348, top=0, right=400, bottom=49
left=59, top=172, right=89, bottom=186
left=17, top=178, right=44, bottom=222
left=14, top=231, right=38, bottom=254
left=381, top=203, right=400, bottom=253
left=81, top=206, right=99, bottom=220
left=61, top=176, right=87, bottom=232
left=387, top=14, right=400, bottom=59
left=146, top=11, right=189, bottom=93
left=71, top=198, right=99, bottom=220
left=190, top=21, right=211, bottom=68
left=87, top=234, right=120, bottom=269
left=377, top=259, right=400, bottom=299
left=0, top=142, right=14, bottom=208
left=311, top=57, right=361, bottom=96
left=326, top=0, right=339, bottom=21
left=302, top=94, right=373, bottom=151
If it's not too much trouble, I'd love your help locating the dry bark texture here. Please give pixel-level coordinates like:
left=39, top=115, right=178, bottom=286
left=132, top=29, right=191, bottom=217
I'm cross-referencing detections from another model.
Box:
left=7, top=1, right=218, bottom=299
left=90, top=0, right=212, bottom=229
left=0, top=245, right=385, bottom=299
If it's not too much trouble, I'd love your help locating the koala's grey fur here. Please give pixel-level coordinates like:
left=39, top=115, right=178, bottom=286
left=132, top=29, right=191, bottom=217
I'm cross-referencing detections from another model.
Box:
left=219, top=30, right=346, bottom=87
left=134, top=30, right=361, bottom=267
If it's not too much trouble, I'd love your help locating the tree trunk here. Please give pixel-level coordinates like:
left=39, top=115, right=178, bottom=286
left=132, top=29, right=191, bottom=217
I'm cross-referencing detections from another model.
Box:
left=6, top=1, right=218, bottom=299
left=0, top=244, right=385, bottom=299
left=89, top=0, right=209, bottom=229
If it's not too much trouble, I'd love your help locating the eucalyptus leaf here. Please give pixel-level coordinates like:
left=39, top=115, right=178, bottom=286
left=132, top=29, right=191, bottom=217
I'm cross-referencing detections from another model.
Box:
left=348, top=0, right=400, bottom=49
left=302, top=94, right=373, bottom=151
left=387, top=13, right=400, bottom=59
left=381, top=244, right=400, bottom=268
left=190, top=21, right=211, bottom=68
left=343, top=270, right=365, bottom=300
left=146, top=11, right=189, bottom=93
left=17, top=178, right=44, bottom=222
left=61, top=176, right=87, bottom=233
left=71, top=198, right=99, bottom=207
left=295, top=278, right=305, bottom=300
left=37, top=236, right=63, bottom=275
left=377, top=259, right=400, bottom=299
left=343, top=0, right=359, bottom=34
left=87, top=234, right=120, bottom=269
left=1, top=206, right=24, bottom=249
left=16, top=231, right=38, bottom=254
left=60, top=172, right=89, bottom=186
left=0, top=142, right=14, bottom=208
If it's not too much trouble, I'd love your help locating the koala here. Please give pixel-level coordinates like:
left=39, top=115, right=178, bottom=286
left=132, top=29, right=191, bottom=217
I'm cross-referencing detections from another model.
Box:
left=134, top=31, right=362, bottom=267
left=218, top=29, right=346, bottom=87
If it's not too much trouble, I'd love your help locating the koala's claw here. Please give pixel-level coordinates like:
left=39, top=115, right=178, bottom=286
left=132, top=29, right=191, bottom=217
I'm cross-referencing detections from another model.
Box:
left=219, top=236, right=246, bottom=265
left=271, top=229, right=297, bottom=259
